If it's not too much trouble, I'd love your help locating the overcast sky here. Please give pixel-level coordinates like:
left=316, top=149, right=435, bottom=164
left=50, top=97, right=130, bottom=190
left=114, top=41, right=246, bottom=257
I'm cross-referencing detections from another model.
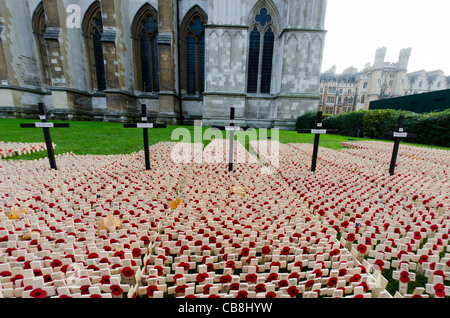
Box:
left=321, top=0, right=450, bottom=75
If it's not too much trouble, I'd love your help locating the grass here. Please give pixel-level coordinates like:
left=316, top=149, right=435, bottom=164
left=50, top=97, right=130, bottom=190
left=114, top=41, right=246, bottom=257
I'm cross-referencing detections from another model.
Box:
left=0, top=118, right=448, bottom=161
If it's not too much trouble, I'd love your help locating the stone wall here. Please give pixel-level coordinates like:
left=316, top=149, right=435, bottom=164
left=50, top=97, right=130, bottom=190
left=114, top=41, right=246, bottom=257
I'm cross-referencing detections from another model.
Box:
left=0, top=0, right=327, bottom=129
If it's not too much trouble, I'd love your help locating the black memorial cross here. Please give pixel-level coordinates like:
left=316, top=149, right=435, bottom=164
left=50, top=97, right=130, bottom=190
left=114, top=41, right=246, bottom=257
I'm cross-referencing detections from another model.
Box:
left=20, top=103, right=70, bottom=170
left=212, top=107, right=251, bottom=172
left=297, top=111, right=338, bottom=172
left=123, top=104, right=167, bottom=170
left=388, top=115, right=417, bottom=176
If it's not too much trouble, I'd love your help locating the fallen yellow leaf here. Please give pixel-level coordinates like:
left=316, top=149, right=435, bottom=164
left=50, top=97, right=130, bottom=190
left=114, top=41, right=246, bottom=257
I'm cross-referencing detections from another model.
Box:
left=169, top=197, right=183, bottom=210
left=97, top=214, right=123, bottom=234
left=7, top=208, right=27, bottom=220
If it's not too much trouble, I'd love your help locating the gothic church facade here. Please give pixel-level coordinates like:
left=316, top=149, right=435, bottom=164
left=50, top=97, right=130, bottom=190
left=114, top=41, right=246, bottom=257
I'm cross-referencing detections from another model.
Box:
left=0, top=0, right=327, bottom=129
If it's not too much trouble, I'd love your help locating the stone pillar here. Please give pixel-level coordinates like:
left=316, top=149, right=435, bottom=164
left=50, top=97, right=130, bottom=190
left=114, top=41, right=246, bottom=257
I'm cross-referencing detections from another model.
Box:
left=157, top=0, right=180, bottom=124
left=99, top=0, right=137, bottom=113
left=41, top=0, right=71, bottom=110
left=0, top=24, right=10, bottom=85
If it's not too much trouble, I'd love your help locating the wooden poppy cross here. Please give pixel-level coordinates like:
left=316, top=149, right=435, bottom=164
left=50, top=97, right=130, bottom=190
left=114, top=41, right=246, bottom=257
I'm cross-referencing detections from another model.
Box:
left=20, top=103, right=70, bottom=170
left=124, top=104, right=167, bottom=170
left=297, top=111, right=338, bottom=172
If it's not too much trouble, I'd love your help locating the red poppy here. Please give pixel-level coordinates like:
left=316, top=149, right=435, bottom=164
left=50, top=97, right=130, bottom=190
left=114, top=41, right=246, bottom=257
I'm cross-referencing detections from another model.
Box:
left=178, top=262, right=190, bottom=271
left=196, top=272, right=209, bottom=283
left=255, top=284, right=266, bottom=293
left=185, top=294, right=196, bottom=298
left=270, top=261, right=281, bottom=268
left=267, top=272, right=278, bottom=282
left=30, top=288, right=47, bottom=298
left=90, top=294, right=102, bottom=298
left=350, top=274, right=361, bottom=282
left=220, top=275, right=232, bottom=284
left=433, top=270, right=445, bottom=280
left=225, top=261, right=236, bottom=270
left=373, top=259, right=385, bottom=271
left=100, top=276, right=111, bottom=284
left=289, top=272, right=300, bottom=280
left=418, top=255, right=429, bottom=264
left=245, top=273, right=257, bottom=283
left=359, top=281, right=369, bottom=292
left=80, top=285, right=91, bottom=295
left=305, top=280, right=315, bottom=288
left=175, top=284, right=188, bottom=294
left=203, top=284, right=213, bottom=294
left=132, top=248, right=141, bottom=258
left=173, top=274, right=184, bottom=284
left=287, top=286, right=299, bottom=298
left=43, top=274, right=52, bottom=283
left=10, top=274, right=23, bottom=284
left=0, top=271, right=11, bottom=277
left=281, top=246, right=290, bottom=255
left=152, top=265, right=163, bottom=276
left=262, top=246, right=271, bottom=255
left=206, top=263, right=215, bottom=272
left=241, top=248, right=250, bottom=257
left=312, top=269, right=323, bottom=278
left=146, top=285, right=158, bottom=297
left=114, top=250, right=125, bottom=259
left=236, top=290, right=248, bottom=298
left=230, top=283, right=240, bottom=291
left=50, top=259, right=62, bottom=268
left=434, top=283, right=446, bottom=297
left=265, top=292, right=277, bottom=298
left=398, top=271, right=410, bottom=284
left=121, top=267, right=134, bottom=278
left=87, top=253, right=99, bottom=259
left=278, top=280, right=289, bottom=288
left=141, top=236, right=150, bottom=245
left=327, top=277, right=338, bottom=287
left=347, top=233, right=356, bottom=242
left=357, top=244, right=367, bottom=254
left=110, top=285, right=123, bottom=296
left=330, top=249, right=340, bottom=257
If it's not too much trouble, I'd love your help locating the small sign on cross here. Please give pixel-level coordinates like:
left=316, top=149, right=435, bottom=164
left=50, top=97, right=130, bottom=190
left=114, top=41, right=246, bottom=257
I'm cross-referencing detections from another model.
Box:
left=123, top=104, right=167, bottom=170
left=212, top=107, right=252, bottom=172
left=20, top=103, right=70, bottom=170
left=297, top=111, right=338, bottom=172
left=388, top=116, right=417, bottom=175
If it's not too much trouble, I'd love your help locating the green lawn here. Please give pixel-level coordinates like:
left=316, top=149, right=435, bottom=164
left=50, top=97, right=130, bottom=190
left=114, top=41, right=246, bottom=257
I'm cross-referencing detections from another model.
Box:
left=0, top=118, right=448, bottom=161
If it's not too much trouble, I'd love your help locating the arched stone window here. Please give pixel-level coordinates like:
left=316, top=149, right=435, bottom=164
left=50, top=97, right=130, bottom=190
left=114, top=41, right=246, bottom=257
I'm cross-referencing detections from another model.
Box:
left=82, top=1, right=106, bottom=92
left=132, top=4, right=159, bottom=93
left=180, top=6, right=207, bottom=96
left=247, top=7, right=275, bottom=94
left=32, top=1, right=51, bottom=87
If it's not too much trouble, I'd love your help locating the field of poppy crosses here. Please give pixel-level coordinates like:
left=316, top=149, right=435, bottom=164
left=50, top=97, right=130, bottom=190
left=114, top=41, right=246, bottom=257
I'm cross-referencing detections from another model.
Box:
left=0, top=138, right=449, bottom=299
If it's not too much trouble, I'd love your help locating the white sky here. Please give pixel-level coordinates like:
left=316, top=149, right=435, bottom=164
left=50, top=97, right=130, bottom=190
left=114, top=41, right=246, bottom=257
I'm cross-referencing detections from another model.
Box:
left=321, top=0, right=450, bottom=75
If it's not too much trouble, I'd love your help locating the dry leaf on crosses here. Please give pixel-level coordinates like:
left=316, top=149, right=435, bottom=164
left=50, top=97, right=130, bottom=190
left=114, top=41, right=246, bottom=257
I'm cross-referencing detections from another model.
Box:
left=97, top=214, right=123, bottom=234
left=169, top=197, right=183, bottom=210
left=7, top=208, right=27, bottom=220
left=229, top=186, right=247, bottom=199
left=21, top=231, right=40, bottom=241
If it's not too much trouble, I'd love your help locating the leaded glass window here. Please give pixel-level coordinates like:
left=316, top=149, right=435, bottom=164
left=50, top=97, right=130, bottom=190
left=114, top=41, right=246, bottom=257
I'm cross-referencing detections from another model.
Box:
left=92, top=17, right=106, bottom=92
left=185, top=17, right=205, bottom=95
left=247, top=8, right=275, bottom=94
left=139, top=16, right=159, bottom=93
left=132, top=5, right=160, bottom=93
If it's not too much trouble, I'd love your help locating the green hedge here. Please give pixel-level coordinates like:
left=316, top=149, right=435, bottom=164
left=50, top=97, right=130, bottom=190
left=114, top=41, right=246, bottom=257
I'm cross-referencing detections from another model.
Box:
left=296, top=109, right=450, bottom=147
